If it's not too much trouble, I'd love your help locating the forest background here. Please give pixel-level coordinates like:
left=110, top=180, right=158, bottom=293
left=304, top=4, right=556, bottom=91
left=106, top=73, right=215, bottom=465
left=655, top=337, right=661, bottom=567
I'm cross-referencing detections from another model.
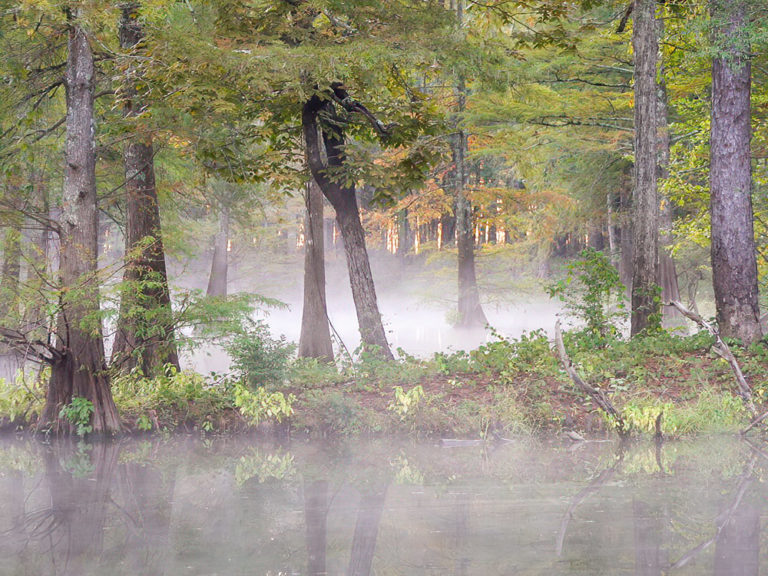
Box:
left=0, top=0, right=767, bottom=437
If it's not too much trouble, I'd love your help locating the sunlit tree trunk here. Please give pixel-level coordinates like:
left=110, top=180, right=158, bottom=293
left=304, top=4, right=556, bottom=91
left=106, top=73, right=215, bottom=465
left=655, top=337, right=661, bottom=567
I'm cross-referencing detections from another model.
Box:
left=630, top=0, right=660, bottom=336
left=709, top=0, right=761, bottom=344
left=299, top=178, right=333, bottom=361
left=112, top=2, right=179, bottom=375
left=43, top=16, right=120, bottom=434
left=303, top=91, right=393, bottom=359
left=206, top=206, right=229, bottom=297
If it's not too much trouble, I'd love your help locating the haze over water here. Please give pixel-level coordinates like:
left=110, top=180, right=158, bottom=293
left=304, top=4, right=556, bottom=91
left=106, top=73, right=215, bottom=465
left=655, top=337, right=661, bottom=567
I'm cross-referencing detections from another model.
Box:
left=0, top=435, right=762, bottom=575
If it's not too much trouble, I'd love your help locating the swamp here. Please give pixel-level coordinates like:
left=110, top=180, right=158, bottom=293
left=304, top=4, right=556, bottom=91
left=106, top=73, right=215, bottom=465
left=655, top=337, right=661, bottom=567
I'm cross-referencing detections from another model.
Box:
left=1, top=0, right=768, bottom=573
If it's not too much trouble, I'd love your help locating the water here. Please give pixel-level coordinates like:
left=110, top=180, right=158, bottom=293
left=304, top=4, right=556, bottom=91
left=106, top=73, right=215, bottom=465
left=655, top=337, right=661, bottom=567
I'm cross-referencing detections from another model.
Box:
left=0, top=435, right=763, bottom=575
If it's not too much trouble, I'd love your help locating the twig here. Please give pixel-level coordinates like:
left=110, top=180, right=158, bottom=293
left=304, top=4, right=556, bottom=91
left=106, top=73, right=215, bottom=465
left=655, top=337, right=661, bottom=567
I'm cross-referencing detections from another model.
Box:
left=554, top=320, right=627, bottom=436
left=667, top=301, right=757, bottom=419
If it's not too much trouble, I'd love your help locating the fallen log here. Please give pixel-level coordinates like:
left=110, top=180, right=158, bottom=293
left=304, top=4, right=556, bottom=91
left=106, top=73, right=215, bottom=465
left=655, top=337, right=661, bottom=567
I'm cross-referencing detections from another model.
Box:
left=554, top=320, right=627, bottom=437
left=667, top=301, right=757, bottom=419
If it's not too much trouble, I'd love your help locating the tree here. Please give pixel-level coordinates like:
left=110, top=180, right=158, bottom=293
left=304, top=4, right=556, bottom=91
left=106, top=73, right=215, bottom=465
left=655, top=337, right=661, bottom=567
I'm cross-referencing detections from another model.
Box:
left=630, top=0, right=660, bottom=336
left=452, top=1, right=488, bottom=329
left=303, top=86, right=393, bottom=359
left=656, top=7, right=683, bottom=325
left=112, top=2, right=180, bottom=375
left=298, top=177, right=333, bottom=361
left=43, top=12, right=120, bottom=434
left=709, top=0, right=762, bottom=344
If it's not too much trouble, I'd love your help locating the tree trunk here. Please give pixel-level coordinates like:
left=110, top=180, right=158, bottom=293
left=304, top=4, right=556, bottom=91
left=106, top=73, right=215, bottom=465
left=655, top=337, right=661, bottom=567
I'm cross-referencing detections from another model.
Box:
left=302, top=92, right=393, bottom=359
left=453, top=73, right=487, bottom=328
left=299, top=178, right=333, bottom=362
left=334, top=192, right=392, bottom=356
left=206, top=206, right=229, bottom=297
left=112, top=3, right=179, bottom=375
left=709, top=0, right=761, bottom=344
left=657, top=10, right=683, bottom=326
left=630, top=0, right=660, bottom=336
left=43, top=18, right=120, bottom=435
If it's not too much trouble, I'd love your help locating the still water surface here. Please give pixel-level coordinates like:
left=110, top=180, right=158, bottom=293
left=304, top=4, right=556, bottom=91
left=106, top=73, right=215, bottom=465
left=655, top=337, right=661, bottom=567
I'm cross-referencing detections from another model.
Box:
left=0, top=435, right=764, bottom=575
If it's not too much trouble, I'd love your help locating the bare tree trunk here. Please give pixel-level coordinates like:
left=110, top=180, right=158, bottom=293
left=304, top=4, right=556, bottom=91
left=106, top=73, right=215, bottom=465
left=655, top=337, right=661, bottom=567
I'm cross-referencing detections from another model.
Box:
left=656, top=11, right=682, bottom=325
left=302, top=91, right=393, bottom=359
left=630, top=0, right=660, bottom=336
left=43, top=17, right=120, bottom=434
left=452, top=2, right=487, bottom=329
left=454, top=131, right=487, bottom=328
left=112, top=3, right=179, bottom=375
left=709, top=0, right=761, bottom=344
left=619, top=181, right=634, bottom=292
left=206, top=207, right=229, bottom=297
left=299, top=178, right=333, bottom=361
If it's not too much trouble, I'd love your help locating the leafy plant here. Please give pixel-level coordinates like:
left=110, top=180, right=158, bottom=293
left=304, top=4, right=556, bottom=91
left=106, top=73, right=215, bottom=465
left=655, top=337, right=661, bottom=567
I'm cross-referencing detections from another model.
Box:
left=389, top=385, right=425, bottom=420
left=233, top=383, right=295, bottom=425
left=59, top=397, right=94, bottom=436
left=226, top=320, right=295, bottom=389
left=548, top=248, right=627, bottom=342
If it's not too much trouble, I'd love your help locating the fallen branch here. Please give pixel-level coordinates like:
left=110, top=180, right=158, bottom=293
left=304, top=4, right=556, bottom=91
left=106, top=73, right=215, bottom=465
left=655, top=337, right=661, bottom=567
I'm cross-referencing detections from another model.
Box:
left=554, top=320, right=627, bottom=437
left=667, top=301, right=757, bottom=419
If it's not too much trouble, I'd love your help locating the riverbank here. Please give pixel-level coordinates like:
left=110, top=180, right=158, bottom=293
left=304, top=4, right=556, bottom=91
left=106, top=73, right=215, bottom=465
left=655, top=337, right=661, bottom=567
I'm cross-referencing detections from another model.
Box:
left=1, top=330, right=764, bottom=438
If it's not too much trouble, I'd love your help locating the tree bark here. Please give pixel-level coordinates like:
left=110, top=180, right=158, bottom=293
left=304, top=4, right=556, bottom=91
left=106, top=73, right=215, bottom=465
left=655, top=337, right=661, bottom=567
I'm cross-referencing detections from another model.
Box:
left=452, top=2, right=487, bottom=329
left=206, top=206, right=229, bottom=297
left=299, top=178, right=333, bottom=361
left=656, top=11, right=682, bottom=325
left=43, top=17, right=120, bottom=434
left=630, top=0, right=660, bottom=336
left=709, top=0, right=761, bottom=344
left=112, top=2, right=180, bottom=375
left=302, top=91, right=393, bottom=359
left=454, top=129, right=488, bottom=328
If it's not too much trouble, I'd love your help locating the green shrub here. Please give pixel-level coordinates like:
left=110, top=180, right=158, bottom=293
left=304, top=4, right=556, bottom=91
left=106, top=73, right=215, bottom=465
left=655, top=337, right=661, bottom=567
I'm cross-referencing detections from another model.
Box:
left=0, top=370, right=46, bottom=426
left=225, top=320, right=295, bottom=389
left=59, top=397, right=94, bottom=436
left=548, top=248, right=628, bottom=342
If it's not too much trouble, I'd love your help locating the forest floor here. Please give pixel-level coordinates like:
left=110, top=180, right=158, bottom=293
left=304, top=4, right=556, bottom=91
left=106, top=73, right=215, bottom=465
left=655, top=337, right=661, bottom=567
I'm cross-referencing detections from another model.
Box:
left=1, top=329, right=765, bottom=438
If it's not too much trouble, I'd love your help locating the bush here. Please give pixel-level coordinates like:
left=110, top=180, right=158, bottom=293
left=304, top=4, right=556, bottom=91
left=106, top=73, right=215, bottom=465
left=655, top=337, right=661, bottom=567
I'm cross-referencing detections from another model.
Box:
left=225, top=320, right=295, bottom=389
left=548, top=248, right=628, bottom=342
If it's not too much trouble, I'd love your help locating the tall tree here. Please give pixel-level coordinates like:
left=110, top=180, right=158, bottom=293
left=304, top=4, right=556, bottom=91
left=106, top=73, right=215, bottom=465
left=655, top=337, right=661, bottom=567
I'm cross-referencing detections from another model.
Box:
left=709, top=0, right=762, bottom=344
left=657, top=8, right=682, bottom=324
left=298, top=177, right=333, bottom=361
left=112, top=2, right=180, bottom=375
left=303, top=86, right=393, bottom=359
left=630, top=0, right=660, bottom=336
left=453, top=1, right=488, bottom=329
left=43, top=13, right=120, bottom=434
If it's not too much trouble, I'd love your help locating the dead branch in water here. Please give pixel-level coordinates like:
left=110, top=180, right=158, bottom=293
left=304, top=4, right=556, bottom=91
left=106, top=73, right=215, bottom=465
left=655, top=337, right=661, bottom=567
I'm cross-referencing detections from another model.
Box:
left=554, top=320, right=627, bottom=437
left=667, top=300, right=757, bottom=419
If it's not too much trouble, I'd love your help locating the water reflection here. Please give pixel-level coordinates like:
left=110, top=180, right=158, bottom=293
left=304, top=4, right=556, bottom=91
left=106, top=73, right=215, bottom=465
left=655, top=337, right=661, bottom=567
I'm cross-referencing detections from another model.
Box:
left=0, top=436, right=766, bottom=575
